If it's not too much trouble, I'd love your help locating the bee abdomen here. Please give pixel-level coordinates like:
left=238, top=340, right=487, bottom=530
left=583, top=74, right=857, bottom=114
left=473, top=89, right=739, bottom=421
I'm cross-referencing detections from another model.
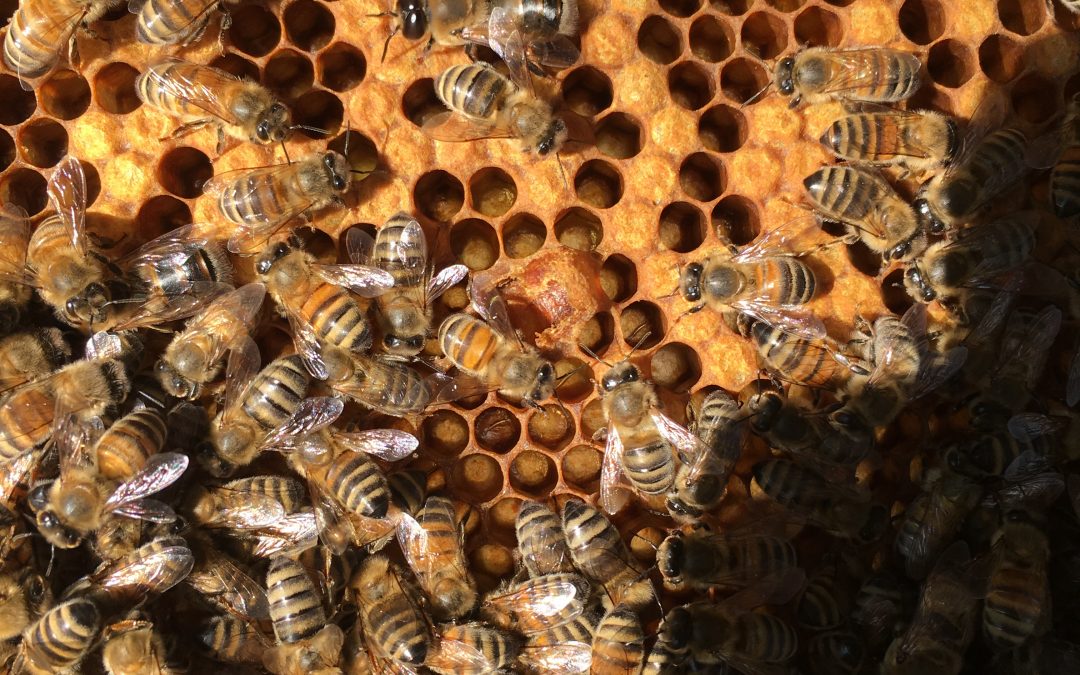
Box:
left=436, top=64, right=508, bottom=120
left=95, top=408, right=167, bottom=480
left=136, top=0, right=216, bottom=45
left=621, top=440, right=675, bottom=494
left=226, top=475, right=307, bottom=512
left=0, top=386, right=54, bottom=460
left=516, top=500, right=573, bottom=576
left=984, top=569, right=1044, bottom=648
left=242, top=356, right=310, bottom=430
left=739, top=613, right=799, bottom=663
left=301, top=283, right=371, bottom=352
left=267, top=557, right=326, bottom=644
left=323, top=450, right=390, bottom=518
left=388, top=469, right=428, bottom=515
left=759, top=257, right=816, bottom=306
left=24, top=599, right=101, bottom=671
left=591, top=607, right=644, bottom=673
left=439, top=313, right=499, bottom=376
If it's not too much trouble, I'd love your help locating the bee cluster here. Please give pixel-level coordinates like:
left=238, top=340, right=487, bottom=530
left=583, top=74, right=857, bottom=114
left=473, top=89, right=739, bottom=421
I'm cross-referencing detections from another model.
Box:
left=1, top=0, right=1080, bottom=673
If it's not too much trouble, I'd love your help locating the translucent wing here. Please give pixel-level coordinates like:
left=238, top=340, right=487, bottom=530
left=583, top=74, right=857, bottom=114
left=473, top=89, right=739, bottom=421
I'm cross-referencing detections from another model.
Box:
left=86, top=330, right=123, bottom=361
left=428, top=264, right=469, bottom=302
left=471, top=285, right=520, bottom=344
left=425, top=633, right=495, bottom=672
left=599, top=424, right=628, bottom=515
left=205, top=492, right=287, bottom=530
left=520, top=643, right=593, bottom=673
left=395, top=512, right=432, bottom=578
left=105, top=452, right=189, bottom=511
left=333, top=428, right=419, bottom=461
left=346, top=227, right=376, bottom=265
left=720, top=567, right=807, bottom=611
left=995, top=306, right=1062, bottom=388
left=814, top=49, right=922, bottom=97
left=389, top=216, right=428, bottom=270
left=223, top=335, right=260, bottom=417
left=285, top=308, right=329, bottom=380
left=994, top=451, right=1065, bottom=512
left=421, top=111, right=515, bottom=143
left=93, top=541, right=195, bottom=598
left=142, top=58, right=244, bottom=125
left=685, top=425, right=741, bottom=486
left=735, top=221, right=821, bottom=262
left=652, top=409, right=710, bottom=470
left=0, top=204, right=32, bottom=284
left=312, top=263, right=394, bottom=297
left=732, top=300, right=827, bottom=341
left=909, top=346, right=967, bottom=399
left=428, top=371, right=492, bottom=405
left=528, top=35, right=580, bottom=69
left=188, top=553, right=271, bottom=619
left=1006, top=412, right=1062, bottom=443
left=263, top=396, right=343, bottom=450
left=6, top=3, right=85, bottom=89
left=55, top=413, right=94, bottom=482
left=487, top=6, right=531, bottom=89
left=47, top=157, right=87, bottom=256
left=249, top=510, right=319, bottom=558
left=194, top=282, right=266, bottom=333
left=310, top=484, right=355, bottom=555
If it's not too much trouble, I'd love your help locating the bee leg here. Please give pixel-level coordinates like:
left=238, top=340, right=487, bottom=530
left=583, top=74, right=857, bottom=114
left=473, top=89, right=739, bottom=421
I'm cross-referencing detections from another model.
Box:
left=216, top=128, right=227, bottom=156
left=167, top=119, right=213, bottom=143
left=88, top=234, right=127, bottom=254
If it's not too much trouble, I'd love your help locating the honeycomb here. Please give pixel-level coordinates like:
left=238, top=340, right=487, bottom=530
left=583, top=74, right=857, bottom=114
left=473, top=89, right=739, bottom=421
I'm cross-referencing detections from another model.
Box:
left=1, top=0, right=1080, bottom=670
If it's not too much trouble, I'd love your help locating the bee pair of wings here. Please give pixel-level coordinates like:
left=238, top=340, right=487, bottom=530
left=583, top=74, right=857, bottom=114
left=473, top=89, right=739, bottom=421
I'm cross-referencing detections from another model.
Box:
left=3, top=155, right=89, bottom=279
left=62, top=536, right=196, bottom=604
left=186, top=549, right=272, bottom=621
left=457, top=6, right=579, bottom=88
left=7, top=4, right=88, bottom=91
left=395, top=500, right=470, bottom=585
left=982, top=449, right=1066, bottom=514
left=487, top=573, right=591, bottom=629
left=787, top=48, right=922, bottom=104
left=423, top=624, right=513, bottom=673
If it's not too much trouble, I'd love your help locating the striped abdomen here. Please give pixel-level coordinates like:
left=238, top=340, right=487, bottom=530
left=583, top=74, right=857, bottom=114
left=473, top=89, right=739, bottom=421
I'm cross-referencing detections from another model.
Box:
left=751, top=323, right=844, bottom=388
left=347, top=356, right=431, bottom=416
left=356, top=559, right=429, bottom=665
left=434, top=623, right=519, bottom=672
left=129, top=240, right=232, bottom=298
left=300, top=283, right=372, bottom=353
left=746, top=257, right=816, bottom=307
left=136, top=0, right=219, bottom=45
left=435, top=64, right=510, bottom=122
left=515, top=0, right=576, bottom=36
left=591, top=607, right=644, bottom=675
left=821, top=111, right=957, bottom=165
left=984, top=565, right=1046, bottom=649
left=266, top=556, right=325, bottom=644
left=0, top=328, right=70, bottom=388
left=527, top=613, right=594, bottom=645
left=798, top=570, right=845, bottom=630
left=439, top=313, right=502, bottom=378
left=621, top=439, right=674, bottom=495
left=411, top=496, right=476, bottom=618
left=3, top=0, right=88, bottom=80
left=216, top=166, right=301, bottom=228
left=738, top=612, right=799, bottom=663
left=94, top=408, right=167, bottom=480
left=136, top=60, right=215, bottom=117
left=562, top=499, right=638, bottom=586
left=23, top=599, right=101, bottom=673
left=713, top=536, right=797, bottom=589
left=752, top=459, right=828, bottom=513
left=1051, top=144, right=1080, bottom=218
left=225, top=474, right=307, bottom=512
left=198, top=615, right=264, bottom=664
left=516, top=500, right=573, bottom=577
left=388, top=469, right=427, bottom=515
left=0, top=385, right=54, bottom=460
left=803, top=166, right=891, bottom=223
left=375, top=215, right=426, bottom=289
left=946, top=128, right=1029, bottom=220
left=320, top=448, right=389, bottom=518
left=241, top=355, right=310, bottom=432
left=812, top=49, right=920, bottom=102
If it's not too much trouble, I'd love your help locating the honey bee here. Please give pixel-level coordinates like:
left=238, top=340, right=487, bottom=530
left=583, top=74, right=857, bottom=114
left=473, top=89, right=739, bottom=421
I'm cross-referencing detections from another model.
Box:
left=904, top=213, right=1036, bottom=308
left=203, top=150, right=357, bottom=255
left=101, top=612, right=176, bottom=675
left=0, top=328, right=72, bottom=395
left=0, top=569, right=50, bottom=643
left=262, top=556, right=345, bottom=675
left=94, top=407, right=168, bottom=481
left=61, top=536, right=194, bottom=612
left=946, top=427, right=1056, bottom=478
left=481, top=572, right=592, bottom=635
left=425, top=622, right=522, bottom=675
left=752, top=458, right=888, bottom=542
left=350, top=555, right=431, bottom=669
left=657, top=524, right=798, bottom=593
left=560, top=498, right=653, bottom=608
left=137, top=58, right=291, bottom=154
left=347, top=214, right=468, bottom=358
left=256, top=236, right=393, bottom=382
left=131, top=0, right=236, bottom=46
left=439, top=288, right=555, bottom=408
left=187, top=475, right=309, bottom=533
left=518, top=614, right=595, bottom=674
left=198, top=615, right=273, bottom=666
left=155, top=282, right=266, bottom=400
left=330, top=353, right=443, bottom=416
left=388, top=468, right=428, bottom=516
left=804, top=165, right=927, bottom=263
left=983, top=510, right=1051, bottom=650
left=589, top=605, right=644, bottom=675
left=0, top=204, right=33, bottom=335
left=10, top=598, right=101, bottom=675
left=424, top=63, right=568, bottom=156
left=819, top=109, right=960, bottom=175
left=807, top=630, right=867, bottom=675
left=2, top=0, right=119, bottom=87
left=883, top=543, right=978, bottom=675
left=747, top=387, right=869, bottom=471
left=396, top=495, right=478, bottom=620
left=1051, top=94, right=1080, bottom=218
left=377, top=0, right=488, bottom=59
left=516, top=500, right=574, bottom=577
left=796, top=559, right=855, bottom=632
left=666, top=390, right=745, bottom=520
left=894, top=468, right=982, bottom=579
left=28, top=157, right=113, bottom=328
left=851, top=571, right=914, bottom=656
left=460, top=0, right=580, bottom=86
left=774, top=47, right=922, bottom=108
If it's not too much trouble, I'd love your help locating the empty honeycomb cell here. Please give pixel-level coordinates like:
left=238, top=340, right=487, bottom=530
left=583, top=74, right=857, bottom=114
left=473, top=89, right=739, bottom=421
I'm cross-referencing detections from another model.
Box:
left=451, top=454, right=503, bottom=503
left=292, top=90, right=344, bottom=138
left=423, top=409, right=470, bottom=457
left=475, top=407, right=521, bottom=454
left=880, top=269, right=913, bottom=316
left=998, top=0, right=1045, bottom=35
left=595, top=112, right=643, bottom=159
left=719, top=58, right=770, bottom=106
left=689, top=14, right=734, bottom=62
left=668, top=61, right=714, bottom=111
left=580, top=310, right=615, bottom=354
left=637, top=15, right=682, bottom=65
left=0, top=168, right=47, bottom=216
left=765, top=0, right=804, bottom=10
left=328, top=129, right=378, bottom=175
left=600, top=254, right=637, bottom=302
left=527, top=405, right=574, bottom=450
left=580, top=397, right=607, bottom=438
left=659, top=0, right=701, bottom=18
left=794, top=6, right=844, bottom=47
left=651, top=342, right=703, bottom=392
left=573, top=159, right=622, bottom=209
left=39, top=70, right=91, bottom=120
left=0, top=0, right=13, bottom=23
left=157, top=147, right=213, bottom=199
left=927, top=39, right=975, bottom=88
left=93, top=62, right=141, bottom=115
left=698, top=104, right=747, bottom=152
left=0, top=130, right=13, bottom=172
left=555, top=358, right=593, bottom=402
left=402, top=78, right=445, bottom=127
left=284, top=0, right=336, bottom=51
left=228, top=4, right=281, bottom=56
left=17, top=119, right=68, bottom=169
left=509, top=450, right=559, bottom=496
left=414, top=170, right=465, bottom=221
left=1012, top=73, right=1060, bottom=123
left=264, top=49, right=316, bottom=99
left=631, top=526, right=665, bottom=563
left=561, top=66, right=614, bottom=116
left=135, top=195, right=191, bottom=232
left=712, top=194, right=760, bottom=245
left=469, top=167, right=517, bottom=218
left=620, top=300, right=665, bottom=348
left=846, top=240, right=881, bottom=277
left=554, top=206, right=603, bottom=251
left=502, top=213, right=546, bottom=258
left=209, top=53, right=261, bottom=81
left=488, top=497, right=522, bottom=540
left=451, top=218, right=499, bottom=270
left=562, top=444, right=601, bottom=488
left=0, top=75, right=35, bottom=125
left=317, top=42, right=366, bottom=92
left=741, top=11, right=789, bottom=60
left=679, top=152, right=725, bottom=202
left=712, top=0, right=750, bottom=13
left=898, top=0, right=945, bottom=45
left=978, top=34, right=1025, bottom=83
left=658, top=201, right=706, bottom=253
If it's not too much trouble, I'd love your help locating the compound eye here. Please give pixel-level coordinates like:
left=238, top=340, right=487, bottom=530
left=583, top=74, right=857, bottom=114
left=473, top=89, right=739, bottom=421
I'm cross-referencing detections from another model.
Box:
left=402, top=11, right=426, bottom=39
left=625, top=369, right=638, bottom=382
left=384, top=336, right=401, bottom=348
left=407, top=336, right=424, bottom=349
left=332, top=175, right=347, bottom=190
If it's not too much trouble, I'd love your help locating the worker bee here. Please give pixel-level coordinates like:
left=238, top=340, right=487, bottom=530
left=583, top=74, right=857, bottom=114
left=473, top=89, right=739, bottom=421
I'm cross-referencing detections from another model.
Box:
left=439, top=287, right=555, bottom=408
left=424, top=63, right=568, bottom=156
left=744, top=319, right=853, bottom=391
left=93, top=407, right=168, bottom=481
left=1051, top=94, right=1080, bottom=218
left=378, top=0, right=489, bottom=58
left=2, top=0, right=119, bottom=87
left=198, top=615, right=273, bottom=666
left=131, top=0, right=237, bottom=47
left=516, top=500, right=574, bottom=577
left=396, top=495, right=477, bottom=620
left=350, top=555, right=431, bottom=669
left=982, top=510, right=1051, bottom=650
left=666, top=389, right=745, bottom=520
left=187, top=475, right=309, bottom=534
left=0, top=328, right=72, bottom=395
left=0, top=204, right=34, bottom=335
left=256, top=235, right=393, bottom=382
left=62, top=536, right=194, bottom=613
left=388, top=468, right=428, bottom=516
left=747, top=386, right=870, bottom=471
left=263, top=556, right=345, bottom=675
left=804, top=165, right=926, bottom=263
left=329, top=353, right=444, bottom=416
left=819, top=109, right=960, bottom=175
left=518, top=613, right=595, bottom=674
left=101, top=612, right=176, bottom=675
left=425, top=622, right=522, bottom=675
left=10, top=598, right=101, bottom=675
left=883, top=543, right=979, bottom=675
left=137, top=58, right=291, bottom=154
left=28, top=157, right=113, bottom=328
left=459, top=0, right=580, bottom=86
left=482, top=572, right=592, bottom=635
left=657, top=523, right=798, bottom=593
left=186, top=535, right=272, bottom=622
left=894, top=468, right=982, bottom=579
left=155, top=283, right=266, bottom=400
left=589, top=605, right=644, bottom=675
left=946, top=425, right=1057, bottom=478
left=347, top=214, right=468, bottom=358
left=203, top=149, right=358, bottom=254
left=774, top=47, right=922, bottom=108
left=561, top=498, right=653, bottom=608
left=0, top=568, right=50, bottom=643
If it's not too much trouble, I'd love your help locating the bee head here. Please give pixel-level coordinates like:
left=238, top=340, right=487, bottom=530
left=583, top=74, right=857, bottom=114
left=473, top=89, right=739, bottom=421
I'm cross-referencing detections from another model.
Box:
left=156, top=359, right=199, bottom=400
left=679, top=262, right=704, bottom=302
left=535, top=117, right=568, bottom=156
left=396, top=0, right=428, bottom=40
left=885, top=229, right=925, bottom=262
left=661, top=607, right=692, bottom=654
left=323, top=152, right=350, bottom=192
left=36, top=510, right=82, bottom=549
left=195, top=440, right=235, bottom=478
left=657, top=532, right=684, bottom=580
left=256, top=102, right=290, bottom=143
left=903, top=265, right=936, bottom=303
left=601, top=361, right=639, bottom=392
left=255, top=240, right=293, bottom=275
left=528, top=361, right=556, bottom=404
left=383, top=333, right=425, bottom=355
left=912, top=187, right=948, bottom=234
left=775, top=56, right=795, bottom=96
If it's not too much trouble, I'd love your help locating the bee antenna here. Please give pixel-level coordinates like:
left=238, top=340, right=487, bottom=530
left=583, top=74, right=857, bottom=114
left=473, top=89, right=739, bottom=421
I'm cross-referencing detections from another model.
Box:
left=554, top=151, right=569, bottom=191
left=281, top=140, right=291, bottom=165
left=288, top=124, right=331, bottom=137
left=741, top=78, right=773, bottom=109
left=555, top=361, right=591, bottom=385
left=381, top=23, right=400, bottom=63
left=578, top=343, right=612, bottom=367
left=343, top=120, right=352, bottom=156
left=626, top=327, right=652, bottom=357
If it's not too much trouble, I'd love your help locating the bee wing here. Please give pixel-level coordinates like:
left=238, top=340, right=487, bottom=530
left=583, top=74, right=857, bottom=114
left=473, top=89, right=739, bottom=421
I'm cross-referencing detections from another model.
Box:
left=487, top=6, right=532, bottom=90
left=142, top=57, right=244, bottom=125
left=285, top=308, right=330, bottom=380
left=429, top=370, right=492, bottom=405
left=115, top=223, right=210, bottom=272
left=528, top=35, right=581, bottom=70
left=200, top=282, right=266, bottom=332
left=190, top=555, right=271, bottom=619
left=1002, top=305, right=1062, bottom=387
left=720, top=567, right=807, bottom=613
left=263, top=397, right=343, bottom=450
left=312, top=263, right=394, bottom=297
left=0, top=204, right=32, bottom=283
left=333, top=428, right=419, bottom=462
left=250, top=510, right=319, bottom=558
left=112, top=281, right=232, bottom=331
left=346, top=226, right=376, bottom=265
left=994, top=451, right=1065, bottom=512
left=54, top=413, right=95, bottom=481
left=599, top=425, right=629, bottom=514
left=908, top=345, right=966, bottom=399
left=395, top=512, right=433, bottom=577
left=734, top=221, right=821, bottom=261
left=808, top=49, right=921, bottom=97
left=965, top=284, right=1016, bottom=345
left=520, top=643, right=594, bottom=673
left=96, top=542, right=195, bottom=597
left=86, top=330, right=124, bottom=361
left=945, top=96, right=1008, bottom=177
left=421, top=111, right=516, bottom=143
left=1006, top=412, right=1063, bottom=443
left=310, top=483, right=355, bottom=555
left=0, top=448, right=37, bottom=507
left=47, top=157, right=88, bottom=256
left=651, top=409, right=708, bottom=467
left=223, top=335, right=261, bottom=417
left=425, top=635, right=495, bottom=672
left=470, top=284, right=523, bottom=347
left=428, top=263, right=469, bottom=303
left=732, top=300, right=827, bottom=341
left=210, top=493, right=288, bottom=530
left=685, top=425, right=741, bottom=487
left=105, top=452, right=189, bottom=512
